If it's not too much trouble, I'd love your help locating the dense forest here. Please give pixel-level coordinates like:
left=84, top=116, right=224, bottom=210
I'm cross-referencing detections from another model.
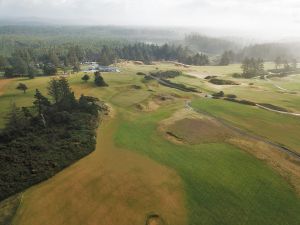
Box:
left=0, top=77, right=108, bottom=201
left=0, top=41, right=210, bottom=78
left=0, top=25, right=299, bottom=77
left=184, top=34, right=239, bottom=55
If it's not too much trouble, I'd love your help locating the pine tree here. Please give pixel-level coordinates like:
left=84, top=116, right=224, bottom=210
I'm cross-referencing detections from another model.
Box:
left=94, top=71, right=108, bottom=87
left=33, top=89, right=50, bottom=115
left=47, top=78, right=61, bottom=103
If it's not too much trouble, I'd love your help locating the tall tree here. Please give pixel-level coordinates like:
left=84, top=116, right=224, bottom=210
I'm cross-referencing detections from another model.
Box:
left=274, top=56, right=283, bottom=69
left=241, top=58, right=264, bottom=78
left=0, top=56, right=9, bottom=70
left=47, top=78, right=61, bottom=103
left=33, top=89, right=50, bottom=115
left=94, top=71, right=108, bottom=87
left=58, top=76, right=72, bottom=98
left=292, top=58, right=297, bottom=70
left=219, top=51, right=234, bottom=66
left=43, top=64, right=57, bottom=76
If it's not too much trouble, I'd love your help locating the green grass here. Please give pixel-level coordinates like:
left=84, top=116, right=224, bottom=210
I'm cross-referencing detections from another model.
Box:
left=191, top=98, right=300, bottom=153
left=115, top=105, right=300, bottom=225
left=110, top=90, right=150, bottom=107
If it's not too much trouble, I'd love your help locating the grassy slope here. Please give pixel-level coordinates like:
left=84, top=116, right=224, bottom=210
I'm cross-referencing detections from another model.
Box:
left=115, top=106, right=300, bottom=225
left=0, top=62, right=299, bottom=225
left=191, top=98, right=300, bottom=153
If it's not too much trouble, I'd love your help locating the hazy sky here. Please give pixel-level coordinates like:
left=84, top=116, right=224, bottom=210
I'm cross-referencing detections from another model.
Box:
left=0, top=0, right=299, bottom=38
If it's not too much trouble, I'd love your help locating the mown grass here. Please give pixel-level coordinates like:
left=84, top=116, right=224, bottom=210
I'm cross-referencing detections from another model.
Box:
left=115, top=105, right=300, bottom=225
left=191, top=98, right=300, bottom=153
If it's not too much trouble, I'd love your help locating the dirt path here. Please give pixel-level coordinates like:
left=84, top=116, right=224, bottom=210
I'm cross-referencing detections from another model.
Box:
left=12, top=112, right=187, bottom=225
left=264, top=75, right=291, bottom=92
left=255, top=104, right=300, bottom=117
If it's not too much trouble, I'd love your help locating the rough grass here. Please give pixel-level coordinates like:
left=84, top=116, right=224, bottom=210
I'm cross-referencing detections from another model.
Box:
left=110, top=90, right=150, bottom=107
left=191, top=98, right=300, bottom=153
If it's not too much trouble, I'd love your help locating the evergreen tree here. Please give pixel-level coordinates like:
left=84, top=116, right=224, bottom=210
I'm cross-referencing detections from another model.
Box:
left=48, top=51, right=60, bottom=67
left=219, top=51, right=234, bottom=66
left=0, top=56, right=9, bottom=71
left=94, top=71, right=108, bottom=87
left=274, top=56, right=283, bottom=69
left=33, top=89, right=50, bottom=115
left=292, top=58, right=297, bottom=70
left=43, top=64, right=57, bottom=76
left=241, top=58, right=264, bottom=78
left=58, top=76, right=72, bottom=98
left=47, top=78, right=61, bottom=103
left=73, top=63, right=81, bottom=72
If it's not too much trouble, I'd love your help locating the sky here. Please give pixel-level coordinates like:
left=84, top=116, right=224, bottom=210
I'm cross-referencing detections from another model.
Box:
left=0, top=0, right=299, bottom=39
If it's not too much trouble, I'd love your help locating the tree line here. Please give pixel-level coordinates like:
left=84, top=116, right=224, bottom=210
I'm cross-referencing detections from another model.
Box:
left=0, top=43, right=211, bottom=78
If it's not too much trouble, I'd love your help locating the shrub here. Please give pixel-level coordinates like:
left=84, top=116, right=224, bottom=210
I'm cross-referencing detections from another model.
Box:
left=232, top=73, right=242, bottom=78
left=224, top=98, right=256, bottom=106
left=81, top=74, right=90, bottom=82
left=212, top=91, right=224, bottom=98
left=226, top=94, right=237, bottom=99
left=209, top=78, right=239, bottom=85
left=204, top=75, right=217, bottom=80
left=150, top=70, right=182, bottom=79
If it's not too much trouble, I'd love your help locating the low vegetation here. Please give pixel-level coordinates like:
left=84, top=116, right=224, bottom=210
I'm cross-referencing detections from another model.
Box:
left=159, top=79, right=199, bottom=92
left=258, top=103, right=289, bottom=112
left=209, top=78, right=239, bottom=85
left=149, top=70, right=183, bottom=79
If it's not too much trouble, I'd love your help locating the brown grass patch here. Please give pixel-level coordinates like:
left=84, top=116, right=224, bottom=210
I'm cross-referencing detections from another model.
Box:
left=0, top=79, right=12, bottom=96
left=167, top=118, right=233, bottom=144
left=12, top=117, right=187, bottom=225
left=159, top=109, right=234, bottom=145
left=135, top=101, right=160, bottom=112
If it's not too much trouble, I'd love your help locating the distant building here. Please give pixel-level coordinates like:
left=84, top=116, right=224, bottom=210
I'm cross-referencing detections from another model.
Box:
left=97, top=66, right=120, bottom=73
